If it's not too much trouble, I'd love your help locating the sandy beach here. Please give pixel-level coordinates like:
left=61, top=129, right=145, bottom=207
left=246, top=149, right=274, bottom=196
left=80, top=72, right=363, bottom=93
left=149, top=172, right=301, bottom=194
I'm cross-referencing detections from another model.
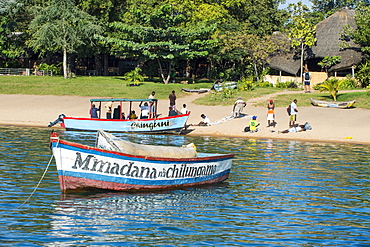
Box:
left=1, top=92, right=369, bottom=145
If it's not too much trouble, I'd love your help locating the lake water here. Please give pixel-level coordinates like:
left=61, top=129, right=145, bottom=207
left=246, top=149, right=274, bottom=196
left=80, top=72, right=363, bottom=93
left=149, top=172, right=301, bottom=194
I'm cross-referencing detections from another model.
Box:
left=1, top=126, right=369, bottom=246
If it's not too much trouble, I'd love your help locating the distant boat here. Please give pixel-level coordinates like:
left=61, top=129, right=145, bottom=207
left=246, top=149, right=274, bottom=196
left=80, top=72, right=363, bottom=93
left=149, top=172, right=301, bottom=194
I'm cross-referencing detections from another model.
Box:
left=49, top=98, right=190, bottom=134
left=50, top=130, right=234, bottom=193
left=182, top=88, right=210, bottom=93
left=310, top=98, right=356, bottom=108
left=212, top=81, right=237, bottom=92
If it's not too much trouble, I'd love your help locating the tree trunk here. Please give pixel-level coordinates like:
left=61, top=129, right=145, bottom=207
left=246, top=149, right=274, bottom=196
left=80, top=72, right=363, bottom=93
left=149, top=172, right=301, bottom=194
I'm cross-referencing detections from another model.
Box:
left=253, top=57, right=259, bottom=82
left=63, top=47, right=68, bottom=79
left=157, top=59, right=171, bottom=84
left=300, top=42, right=304, bottom=82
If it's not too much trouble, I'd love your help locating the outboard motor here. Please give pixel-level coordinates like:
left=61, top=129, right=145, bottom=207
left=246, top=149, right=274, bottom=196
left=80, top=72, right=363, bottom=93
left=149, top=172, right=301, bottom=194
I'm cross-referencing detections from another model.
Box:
left=48, top=114, right=66, bottom=127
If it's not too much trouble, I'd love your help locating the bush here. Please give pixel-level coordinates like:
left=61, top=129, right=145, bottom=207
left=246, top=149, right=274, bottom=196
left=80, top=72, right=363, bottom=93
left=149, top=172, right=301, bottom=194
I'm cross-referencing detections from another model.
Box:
left=339, top=77, right=358, bottom=89
left=356, top=60, right=370, bottom=88
left=211, top=88, right=236, bottom=101
left=38, top=63, right=61, bottom=75
left=237, top=77, right=255, bottom=91
left=276, top=80, right=298, bottom=88
left=257, top=81, right=273, bottom=88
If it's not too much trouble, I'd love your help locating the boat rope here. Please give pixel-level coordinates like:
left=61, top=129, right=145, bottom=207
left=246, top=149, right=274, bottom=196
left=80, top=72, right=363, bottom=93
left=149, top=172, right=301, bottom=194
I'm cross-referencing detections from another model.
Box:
left=18, top=138, right=59, bottom=208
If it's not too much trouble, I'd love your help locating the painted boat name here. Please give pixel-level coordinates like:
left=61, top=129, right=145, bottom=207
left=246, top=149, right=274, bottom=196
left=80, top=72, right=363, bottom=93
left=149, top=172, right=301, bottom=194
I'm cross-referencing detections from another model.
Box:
left=72, top=152, right=217, bottom=179
left=130, top=120, right=170, bottom=130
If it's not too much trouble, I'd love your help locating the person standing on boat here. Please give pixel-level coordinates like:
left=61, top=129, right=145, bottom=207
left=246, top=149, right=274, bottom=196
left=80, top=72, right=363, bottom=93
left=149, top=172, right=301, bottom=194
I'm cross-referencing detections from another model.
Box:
left=90, top=104, right=100, bottom=118
left=139, top=102, right=150, bottom=119
left=267, top=100, right=275, bottom=127
left=105, top=101, right=113, bottom=119
left=169, top=90, right=177, bottom=110
left=232, top=97, right=246, bottom=117
left=148, top=91, right=156, bottom=99
left=289, top=99, right=298, bottom=127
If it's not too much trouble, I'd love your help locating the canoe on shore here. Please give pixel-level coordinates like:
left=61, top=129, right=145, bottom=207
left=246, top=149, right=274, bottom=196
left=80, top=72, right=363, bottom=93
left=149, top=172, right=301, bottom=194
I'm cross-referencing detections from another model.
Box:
left=310, top=98, right=356, bottom=108
left=50, top=130, right=234, bottom=193
left=182, top=88, right=210, bottom=93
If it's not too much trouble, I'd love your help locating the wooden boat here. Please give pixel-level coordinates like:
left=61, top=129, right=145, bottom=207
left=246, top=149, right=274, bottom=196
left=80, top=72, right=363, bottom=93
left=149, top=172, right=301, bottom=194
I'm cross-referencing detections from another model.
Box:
left=49, top=98, right=190, bottom=134
left=212, top=81, right=237, bottom=92
left=310, top=98, right=356, bottom=108
left=50, top=130, right=234, bottom=193
left=182, top=88, right=210, bottom=93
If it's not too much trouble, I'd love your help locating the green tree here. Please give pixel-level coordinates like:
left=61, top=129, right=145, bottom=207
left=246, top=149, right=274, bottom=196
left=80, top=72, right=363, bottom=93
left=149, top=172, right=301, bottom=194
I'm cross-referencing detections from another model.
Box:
left=311, top=0, right=369, bottom=14
left=102, top=3, right=217, bottom=83
left=286, top=1, right=316, bottom=79
left=318, top=56, right=341, bottom=77
left=342, top=4, right=370, bottom=54
left=28, top=0, right=102, bottom=78
left=0, top=0, right=26, bottom=61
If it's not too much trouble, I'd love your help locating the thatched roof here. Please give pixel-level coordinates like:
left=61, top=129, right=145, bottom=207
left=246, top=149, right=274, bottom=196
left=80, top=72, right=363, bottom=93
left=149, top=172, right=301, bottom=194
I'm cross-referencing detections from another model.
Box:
left=311, top=7, right=363, bottom=71
left=266, top=32, right=301, bottom=76
left=267, top=7, right=364, bottom=75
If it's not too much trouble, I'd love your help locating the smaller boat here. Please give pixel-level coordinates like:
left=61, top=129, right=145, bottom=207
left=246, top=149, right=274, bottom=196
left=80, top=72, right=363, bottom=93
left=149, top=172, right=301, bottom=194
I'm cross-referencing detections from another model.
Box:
left=48, top=98, right=190, bottom=134
left=212, top=81, right=237, bottom=92
left=50, top=130, right=234, bottom=193
left=182, top=88, right=210, bottom=93
left=310, top=98, right=356, bottom=108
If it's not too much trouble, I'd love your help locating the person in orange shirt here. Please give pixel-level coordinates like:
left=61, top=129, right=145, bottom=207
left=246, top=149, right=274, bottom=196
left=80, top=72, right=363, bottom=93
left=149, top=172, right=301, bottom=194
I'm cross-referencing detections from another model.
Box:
left=267, top=100, right=275, bottom=127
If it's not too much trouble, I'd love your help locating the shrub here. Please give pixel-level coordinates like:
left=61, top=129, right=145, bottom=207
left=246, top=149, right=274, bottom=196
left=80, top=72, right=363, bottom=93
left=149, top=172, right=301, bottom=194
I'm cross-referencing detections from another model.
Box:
left=339, top=77, right=358, bottom=89
left=211, top=88, right=235, bottom=101
left=38, top=63, right=61, bottom=75
left=237, top=77, right=255, bottom=91
left=318, top=78, right=343, bottom=101
left=122, top=67, right=144, bottom=86
left=276, top=80, right=298, bottom=88
left=356, top=60, right=370, bottom=88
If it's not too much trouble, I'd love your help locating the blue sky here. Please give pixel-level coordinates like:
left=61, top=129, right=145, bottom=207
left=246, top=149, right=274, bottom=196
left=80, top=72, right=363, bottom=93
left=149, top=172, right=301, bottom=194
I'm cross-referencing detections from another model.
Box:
left=279, top=0, right=313, bottom=9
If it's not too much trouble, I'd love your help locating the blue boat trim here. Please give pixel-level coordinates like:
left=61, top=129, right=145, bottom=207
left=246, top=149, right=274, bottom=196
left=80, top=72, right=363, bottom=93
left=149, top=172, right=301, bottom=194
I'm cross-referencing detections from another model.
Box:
left=58, top=169, right=230, bottom=186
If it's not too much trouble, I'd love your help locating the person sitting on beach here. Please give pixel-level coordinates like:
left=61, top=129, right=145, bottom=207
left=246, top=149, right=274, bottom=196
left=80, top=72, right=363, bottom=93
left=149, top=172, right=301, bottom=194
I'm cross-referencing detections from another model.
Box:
left=247, top=116, right=260, bottom=133
left=279, top=122, right=312, bottom=134
left=197, top=114, right=211, bottom=126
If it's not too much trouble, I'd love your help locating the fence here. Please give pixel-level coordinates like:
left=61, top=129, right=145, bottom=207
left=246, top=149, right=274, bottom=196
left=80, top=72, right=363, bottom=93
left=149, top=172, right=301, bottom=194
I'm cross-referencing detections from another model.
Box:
left=0, top=68, right=53, bottom=76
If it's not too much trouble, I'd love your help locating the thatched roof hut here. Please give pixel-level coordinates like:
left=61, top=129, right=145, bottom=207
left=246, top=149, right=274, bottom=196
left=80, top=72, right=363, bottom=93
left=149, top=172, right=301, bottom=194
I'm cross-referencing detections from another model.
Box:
left=310, top=7, right=363, bottom=72
left=267, top=7, right=364, bottom=76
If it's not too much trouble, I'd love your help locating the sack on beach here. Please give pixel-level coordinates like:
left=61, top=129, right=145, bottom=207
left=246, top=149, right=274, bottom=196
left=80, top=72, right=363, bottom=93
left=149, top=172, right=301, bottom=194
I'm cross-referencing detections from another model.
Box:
left=244, top=126, right=250, bottom=132
left=287, top=105, right=291, bottom=116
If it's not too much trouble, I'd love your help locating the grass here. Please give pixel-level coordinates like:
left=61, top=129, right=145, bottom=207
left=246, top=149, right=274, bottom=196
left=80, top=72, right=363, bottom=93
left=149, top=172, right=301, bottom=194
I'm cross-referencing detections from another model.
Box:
left=255, top=91, right=370, bottom=109
left=1, top=75, right=369, bottom=109
left=0, top=75, right=212, bottom=99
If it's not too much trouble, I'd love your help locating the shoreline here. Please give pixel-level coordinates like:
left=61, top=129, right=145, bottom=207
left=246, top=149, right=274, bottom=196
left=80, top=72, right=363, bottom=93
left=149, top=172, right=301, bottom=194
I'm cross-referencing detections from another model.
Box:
left=1, top=93, right=369, bottom=145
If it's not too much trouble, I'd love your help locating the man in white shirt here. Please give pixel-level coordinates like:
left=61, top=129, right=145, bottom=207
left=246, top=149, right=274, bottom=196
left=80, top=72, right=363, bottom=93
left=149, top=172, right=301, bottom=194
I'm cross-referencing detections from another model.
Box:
left=289, top=99, right=298, bottom=127
left=139, top=102, right=150, bottom=119
left=148, top=91, right=155, bottom=99
left=198, top=114, right=211, bottom=126
left=180, top=104, right=188, bottom=114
